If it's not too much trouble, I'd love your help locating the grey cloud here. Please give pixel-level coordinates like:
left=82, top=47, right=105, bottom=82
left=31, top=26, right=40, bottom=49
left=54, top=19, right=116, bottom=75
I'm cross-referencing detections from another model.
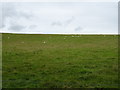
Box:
left=75, top=26, right=83, bottom=31
left=51, top=21, right=62, bottom=26
left=20, top=12, right=33, bottom=19
left=0, top=24, right=5, bottom=28
left=1, top=3, right=17, bottom=28
left=51, top=16, right=75, bottom=27
left=2, top=4, right=17, bottom=18
left=29, top=25, right=37, bottom=29
left=1, top=3, right=33, bottom=32
left=8, top=24, right=26, bottom=31
left=2, top=3, right=32, bottom=19
left=0, top=17, right=4, bottom=28
left=65, top=16, right=75, bottom=25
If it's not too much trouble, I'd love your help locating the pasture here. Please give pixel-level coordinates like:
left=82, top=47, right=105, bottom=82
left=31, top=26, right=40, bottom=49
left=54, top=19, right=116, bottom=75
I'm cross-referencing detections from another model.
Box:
left=2, top=34, right=118, bottom=88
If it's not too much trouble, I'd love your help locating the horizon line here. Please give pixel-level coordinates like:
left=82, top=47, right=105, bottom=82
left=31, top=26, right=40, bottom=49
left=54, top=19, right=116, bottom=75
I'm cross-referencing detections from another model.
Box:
left=0, top=32, right=119, bottom=35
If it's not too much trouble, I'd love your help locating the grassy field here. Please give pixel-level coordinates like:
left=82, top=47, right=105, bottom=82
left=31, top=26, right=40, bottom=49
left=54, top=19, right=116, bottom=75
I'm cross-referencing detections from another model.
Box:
left=2, top=34, right=118, bottom=88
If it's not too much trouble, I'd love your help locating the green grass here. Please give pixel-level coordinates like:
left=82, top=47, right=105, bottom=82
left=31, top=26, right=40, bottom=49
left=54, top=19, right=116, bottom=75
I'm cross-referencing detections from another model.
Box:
left=2, top=34, right=118, bottom=88
left=0, top=33, right=2, bottom=89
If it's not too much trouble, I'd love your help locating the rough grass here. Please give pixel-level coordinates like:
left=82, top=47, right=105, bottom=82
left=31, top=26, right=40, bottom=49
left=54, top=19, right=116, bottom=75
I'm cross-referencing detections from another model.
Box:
left=2, top=34, right=118, bottom=88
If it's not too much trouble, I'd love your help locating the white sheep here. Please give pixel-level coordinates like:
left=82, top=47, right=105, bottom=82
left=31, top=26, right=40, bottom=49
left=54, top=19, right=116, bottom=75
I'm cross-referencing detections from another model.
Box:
left=21, top=41, right=24, bottom=43
left=43, top=41, right=46, bottom=44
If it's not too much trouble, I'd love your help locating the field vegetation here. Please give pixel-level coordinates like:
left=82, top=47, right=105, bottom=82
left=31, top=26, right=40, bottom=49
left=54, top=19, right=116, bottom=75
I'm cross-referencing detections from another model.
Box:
left=2, top=34, right=118, bottom=88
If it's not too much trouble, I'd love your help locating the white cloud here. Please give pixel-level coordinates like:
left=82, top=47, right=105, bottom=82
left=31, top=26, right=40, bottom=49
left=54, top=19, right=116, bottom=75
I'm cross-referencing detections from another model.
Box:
left=0, top=2, right=118, bottom=34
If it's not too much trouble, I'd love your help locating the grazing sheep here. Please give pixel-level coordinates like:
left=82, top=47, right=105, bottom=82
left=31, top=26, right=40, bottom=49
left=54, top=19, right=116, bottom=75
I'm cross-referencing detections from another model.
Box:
left=21, top=41, right=24, bottom=43
left=43, top=41, right=46, bottom=44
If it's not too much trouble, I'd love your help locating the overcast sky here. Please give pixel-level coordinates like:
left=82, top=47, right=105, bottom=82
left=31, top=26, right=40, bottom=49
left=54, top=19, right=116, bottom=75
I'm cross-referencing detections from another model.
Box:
left=0, top=2, right=118, bottom=34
